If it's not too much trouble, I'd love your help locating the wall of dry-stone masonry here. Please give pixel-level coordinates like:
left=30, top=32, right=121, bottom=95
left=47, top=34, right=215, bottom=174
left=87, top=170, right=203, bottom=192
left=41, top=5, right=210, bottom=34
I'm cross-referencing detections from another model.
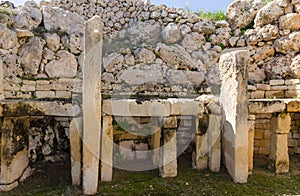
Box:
left=253, top=112, right=300, bottom=156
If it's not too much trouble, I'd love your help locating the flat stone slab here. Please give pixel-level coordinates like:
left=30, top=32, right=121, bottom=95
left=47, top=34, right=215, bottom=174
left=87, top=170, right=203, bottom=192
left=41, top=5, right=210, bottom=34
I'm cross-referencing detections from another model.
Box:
left=0, top=100, right=80, bottom=117
left=102, top=98, right=205, bottom=116
left=248, top=99, right=300, bottom=114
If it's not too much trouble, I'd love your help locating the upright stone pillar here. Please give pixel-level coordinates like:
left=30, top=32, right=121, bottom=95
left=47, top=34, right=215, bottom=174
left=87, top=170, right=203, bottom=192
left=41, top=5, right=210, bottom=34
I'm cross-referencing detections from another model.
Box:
left=160, top=117, right=177, bottom=177
left=248, top=116, right=255, bottom=174
left=0, top=57, right=4, bottom=100
left=82, top=16, right=103, bottom=195
left=100, top=115, right=113, bottom=182
left=70, top=117, right=82, bottom=186
left=193, top=116, right=208, bottom=170
left=207, top=114, right=221, bottom=172
left=151, top=126, right=161, bottom=166
left=269, top=113, right=291, bottom=173
left=219, top=50, right=249, bottom=183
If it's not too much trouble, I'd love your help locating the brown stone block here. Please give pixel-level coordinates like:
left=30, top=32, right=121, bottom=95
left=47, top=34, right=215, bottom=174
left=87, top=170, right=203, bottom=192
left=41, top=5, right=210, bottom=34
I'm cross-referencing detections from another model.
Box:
left=287, top=101, right=300, bottom=112
left=256, top=84, right=271, bottom=91
left=288, top=139, right=298, bottom=147
left=265, top=91, right=285, bottom=98
left=264, top=130, right=271, bottom=140
left=270, top=86, right=288, bottom=91
left=251, top=91, right=265, bottom=99
left=285, top=90, right=300, bottom=98
left=255, top=123, right=270, bottom=129
left=259, top=147, right=270, bottom=155
left=270, top=113, right=291, bottom=134
left=254, top=129, right=265, bottom=139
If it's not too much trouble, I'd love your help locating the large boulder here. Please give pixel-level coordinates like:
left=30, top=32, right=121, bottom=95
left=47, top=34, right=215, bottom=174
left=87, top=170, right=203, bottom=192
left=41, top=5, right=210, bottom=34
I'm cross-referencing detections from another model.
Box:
left=45, top=50, right=78, bottom=78
left=290, top=54, right=300, bottom=78
left=162, top=23, right=181, bottom=44
left=14, top=1, right=42, bottom=30
left=274, top=31, right=300, bottom=54
left=0, top=24, right=18, bottom=50
left=227, top=0, right=265, bottom=29
left=19, top=37, right=45, bottom=75
left=181, top=32, right=206, bottom=51
left=254, top=1, right=284, bottom=28
left=279, top=13, right=300, bottom=31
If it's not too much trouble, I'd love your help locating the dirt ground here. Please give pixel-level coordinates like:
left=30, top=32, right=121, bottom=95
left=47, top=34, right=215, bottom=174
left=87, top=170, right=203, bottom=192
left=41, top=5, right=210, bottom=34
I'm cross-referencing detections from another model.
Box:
left=3, top=154, right=300, bottom=196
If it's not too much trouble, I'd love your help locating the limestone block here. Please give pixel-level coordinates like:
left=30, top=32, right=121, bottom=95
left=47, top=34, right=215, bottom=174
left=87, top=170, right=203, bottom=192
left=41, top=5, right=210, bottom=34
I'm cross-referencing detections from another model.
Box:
left=0, top=181, right=18, bottom=192
left=101, top=116, right=113, bottom=182
left=102, top=99, right=170, bottom=117
left=162, top=23, right=181, bottom=44
left=181, top=32, right=206, bottom=51
left=14, top=1, right=42, bottom=30
left=160, top=129, right=177, bottom=178
left=35, top=91, right=55, bottom=99
left=248, top=101, right=286, bottom=114
left=274, top=32, right=300, bottom=54
left=44, top=33, right=60, bottom=52
left=290, top=54, right=300, bottom=78
left=134, top=48, right=156, bottom=64
left=270, top=79, right=285, bottom=86
left=163, top=116, right=177, bottom=129
left=270, top=113, right=291, bottom=134
left=219, top=50, right=249, bottom=183
left=254, top=1, right=284, bottom=28
left=269, top=133, right=289, bottom=173
left=208, top=114, right=221, bottom=172
left=151, top=126, right=161, bottom=166
left=265, top=91, right=284, bottom=98
left=45, top=50, right=78, bottom=78
left=70, top=118, right=82, bottom=186
left=279, top=13, right=300, bottom=30
left=0, top=117, right=30, bottom=185
left=82, top=16, right=103, bottom=195
left=287, top=100, right=300, bottom=112
left=168, top=98, right=204, bottom=116
left=0, top=24, right=18, bottom=50
left=19, top=37, right=45, bottom=75
left=248, top=121, right=255, bottom=173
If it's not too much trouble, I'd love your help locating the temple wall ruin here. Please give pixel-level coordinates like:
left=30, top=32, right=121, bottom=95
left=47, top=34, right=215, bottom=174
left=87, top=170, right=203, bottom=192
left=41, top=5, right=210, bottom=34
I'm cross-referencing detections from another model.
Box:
left=0, top=0, right=299, bottom=192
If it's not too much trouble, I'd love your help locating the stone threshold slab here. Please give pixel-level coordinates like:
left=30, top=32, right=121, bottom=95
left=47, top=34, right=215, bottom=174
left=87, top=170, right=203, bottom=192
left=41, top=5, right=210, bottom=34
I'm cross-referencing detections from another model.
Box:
left=102, top=98, right=205, bottom=117
left=248, top=98, right=300, bottom=113
left=0, top=100, right=80, bottom=117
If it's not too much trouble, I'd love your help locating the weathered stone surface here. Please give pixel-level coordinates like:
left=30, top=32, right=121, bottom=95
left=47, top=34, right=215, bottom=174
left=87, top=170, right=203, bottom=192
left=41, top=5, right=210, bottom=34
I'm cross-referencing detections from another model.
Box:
left=252, top=45, right=275, bottom=62
left=14, top=1, right=42, bottom=30
left=45, top=50, right=77, bottom=78
left=101, top=116, right=113, bottom=182
left=15, top=29, right=34, bottom=38
left=160, top=129, right=177, bottom=178
left=0, top=24, right=18, bottom=50
left=103, top=53, right=124, bottom=72
left=287, top=100, right=300, bottom=112
left=254, top=1, right=284, bottom=27
left=181, top=32, right=206, bottom=51
left=0, top=117, right=29, bottom=185
left=151, top=127, right=161, bottom=166
left=245, top=25, right=279, bottom=45
left=168, top=98, right=204, bottom=116
left=208, top=114, right=221, bottom=172
left=116, top=64, right=165, bottom=86
left=271, top=113, right=291, bottom=134
left=70, top=118, right=82, bottom=186
left=44, top=33, right=60, bottom=51
left=248, top=120, right=255, bottom=173
left=42, top=6, right=85, bottom=35
left=0, top=181, right=18, bottom=192
left=248, top=101, right=286, bottom=114
left=274, top=32, right=300, bottom=54
left=19, top=37, right=45, bottom=75
left=1, top=101, right=80, bottom=117
left=227, top=0, right=265, bottom=29
left=269, top=133, right=289, bottom=173
left=193, top=134, right=208, bottom=170
left=162, top=23, right=181, bottom=44
left=82, top=16, right=103, bottom=195
left=192, top=20, right=215, bottom=34
left=166, top=69, right=205, bottom=86
left=263, top=57, right=291, bottom=79
left=156, top=43, right=197, bottom=69
left=134, top=48, right=156, bottom=64
left=279, top=13, right=300, bottom=30
left=163, top=116, right=177, bottom=129
left=219, top=50, right=249, bottom=183
left=290, top=54, right=300, bottom=78
left=102, top=99, right=170, bottom=117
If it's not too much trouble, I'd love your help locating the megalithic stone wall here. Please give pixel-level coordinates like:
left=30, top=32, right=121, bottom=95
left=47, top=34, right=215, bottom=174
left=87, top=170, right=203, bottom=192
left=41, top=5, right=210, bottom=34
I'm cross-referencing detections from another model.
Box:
left=219, top=50, right=249, bottom=183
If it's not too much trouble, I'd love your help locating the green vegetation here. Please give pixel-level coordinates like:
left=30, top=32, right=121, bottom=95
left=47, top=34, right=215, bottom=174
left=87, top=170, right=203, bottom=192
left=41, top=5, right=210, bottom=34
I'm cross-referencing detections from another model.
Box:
left=241, top=22, right=255, bottom=35
left=199, top=10, right=227, bottom=21
left=264, top=0, right=274, bottom=5
left=0, top=7, right=13, bottom=16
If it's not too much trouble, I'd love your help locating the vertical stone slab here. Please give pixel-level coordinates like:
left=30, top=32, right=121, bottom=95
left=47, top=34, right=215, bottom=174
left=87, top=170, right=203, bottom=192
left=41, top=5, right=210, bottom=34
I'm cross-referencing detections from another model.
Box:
left=193, top=116, right=208, bottom=170
left=0, top=57, right=4, bottom=100
left=100, top=115, right=113, bottom=182
left=151, top=126, right=161, bottom=166
left=0, top=117, right=30, bottom=188
left=208, top=114, right=221, bottom=172
left=70, top=117, right=82, bottom=186
left=219, top=50, right=249, bottom=183
left=248, top=119, right=255, bottom=174
left=82, top=16, right=103, bottom=195
left=160, top=128, right=177, bottom=178
left=269, top=113, right=291, bottom=173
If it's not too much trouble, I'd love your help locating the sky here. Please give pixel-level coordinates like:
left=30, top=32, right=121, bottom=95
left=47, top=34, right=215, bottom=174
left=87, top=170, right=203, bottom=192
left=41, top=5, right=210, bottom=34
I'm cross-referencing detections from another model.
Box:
left=12, top=0, right=233, bottom=12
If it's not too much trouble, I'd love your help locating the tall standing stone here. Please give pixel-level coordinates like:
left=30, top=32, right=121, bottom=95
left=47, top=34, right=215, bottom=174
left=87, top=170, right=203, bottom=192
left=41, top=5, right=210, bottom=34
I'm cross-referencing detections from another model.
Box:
left=100, top=116, right=113, bottom=182
left=193, top=116, right=208, bottom=170
left=82, top=16, right=103, bottom=195
left=219, top=50, right=249, bottom=183
left=269, top=113, right=291, bottom=173
left=208, top=114, right=221, bottom=172
left=70, top=117, right=82, bottom=186
left=248, top=118, right=255, bottom=174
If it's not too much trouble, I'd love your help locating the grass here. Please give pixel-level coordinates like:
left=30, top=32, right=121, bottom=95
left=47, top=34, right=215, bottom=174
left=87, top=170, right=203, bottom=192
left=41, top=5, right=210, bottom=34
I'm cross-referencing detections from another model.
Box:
left=199, top=10, right=227, bottom=21
left=4, top=155, right=300, bottom=196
